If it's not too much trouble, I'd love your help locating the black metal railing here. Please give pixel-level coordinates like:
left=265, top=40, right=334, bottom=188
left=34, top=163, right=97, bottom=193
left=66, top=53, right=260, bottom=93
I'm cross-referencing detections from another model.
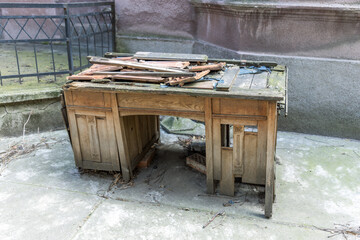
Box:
left=0, top=1, right=115, bottom=86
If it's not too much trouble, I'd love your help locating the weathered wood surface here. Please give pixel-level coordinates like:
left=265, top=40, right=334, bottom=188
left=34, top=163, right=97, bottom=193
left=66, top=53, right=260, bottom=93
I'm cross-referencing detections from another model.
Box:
left=93, top=71, right=195, bottom=77
left=216, top=66, right=240, bottom=91
left=134, top=52, right=208, bottom=62
left=63, top=64, right=283, bottom=218
left=64, top=81, right=284, bottom=101
left=89, top=57, right=186, bottom=73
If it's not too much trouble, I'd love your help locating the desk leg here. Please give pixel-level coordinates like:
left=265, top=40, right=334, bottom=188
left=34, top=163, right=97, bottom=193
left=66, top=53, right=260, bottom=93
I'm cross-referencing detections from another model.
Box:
left=111, top=93, right=132, bottom=182
left=265, top=102, right=277, bottom=218
left=205, top=98, right=215, bottom=193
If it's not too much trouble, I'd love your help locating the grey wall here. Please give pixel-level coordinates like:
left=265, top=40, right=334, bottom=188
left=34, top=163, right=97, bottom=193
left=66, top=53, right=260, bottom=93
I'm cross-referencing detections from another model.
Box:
left=115, top=0, right=360, bottom=140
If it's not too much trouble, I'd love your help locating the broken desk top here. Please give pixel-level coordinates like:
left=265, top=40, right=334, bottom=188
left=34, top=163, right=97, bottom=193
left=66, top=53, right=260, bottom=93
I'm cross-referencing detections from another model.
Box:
left=65, top=52, right=287, bottom=105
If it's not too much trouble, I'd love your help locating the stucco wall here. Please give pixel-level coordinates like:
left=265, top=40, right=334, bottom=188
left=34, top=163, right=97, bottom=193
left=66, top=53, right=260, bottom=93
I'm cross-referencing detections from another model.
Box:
left=115, top=0, right=196, bottom=39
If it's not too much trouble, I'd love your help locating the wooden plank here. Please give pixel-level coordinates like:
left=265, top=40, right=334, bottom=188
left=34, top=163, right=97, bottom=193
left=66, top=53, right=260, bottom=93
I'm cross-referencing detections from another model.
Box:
left=232, top=74, right=253, bottom=89
left=204, top=98, right=215, bottom=194
left=189, top=62, right=225, bottom=72
left=216, top=66, right=240, bottom=91
left=219, top=148, right=234, bottom=196
left=219, top=99, right=267, bottom=116
left=96, top=116, right=111, bottom=164
left=72, top=91, right=105, bottom=108
left=256, top=120, right=267, bottom=185
left=105, top=111, right=120, bottom=170
left=219, top=118, right=257, bottom=126
left=66, top=81, right=285, bottom=101
left=168, top=70, right=210, bottom=86
left=111, top=93, right=132, bottom=181
left=207, top=58, right=278, bottom=67
left=181, top=80, right=215, bottom=90
left=93, top=71, right=195, bottom=77
left=77, top=115, right=91, bottom=161
left=112, top=75, right=166, bottom=83
left=265, top=101, right=277, bottom=218
left=241, top=133, right=258, bottom=182
left=137, top=148, right=156, bottom=168
left=134, top=52, right=208, bottom=62
left=134, top=116, right=143, bottom=154
left=123, top=116, right=139, bottom=163
left=117, top=92, right=205, bottom=113
left=89, top=56, right=186, bottom=73
left=250, top=72, right=269, bottom=89
left=233, top=125, right=244, bottom=176
left=212, top=98, right=221, bottom=181
left=67, top=109, right=83, bottom=167
left=268, top=69, right=286, bottom=105
left=86, top=115, right=101, bottom=162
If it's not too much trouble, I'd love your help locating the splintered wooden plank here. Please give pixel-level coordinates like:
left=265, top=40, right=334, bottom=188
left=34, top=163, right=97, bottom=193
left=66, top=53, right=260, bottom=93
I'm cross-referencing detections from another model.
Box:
left=268, top=70, right=285, bottom=92
left=134, top=52, right=208, bottom=62
left=216, top=66, right=240, bottom=91
left=181, top=80, right=215, bottom=90
left=93, top=71, right=195, bottom=77
left=219, top=148, right=234, bottom=196
left=250, top=72, right=269, bottom=89
left=112, top=75, right=165, bottom=83
left=232, top=73, right=254, bottom=90
left=89, top=56, right=185, bottom=73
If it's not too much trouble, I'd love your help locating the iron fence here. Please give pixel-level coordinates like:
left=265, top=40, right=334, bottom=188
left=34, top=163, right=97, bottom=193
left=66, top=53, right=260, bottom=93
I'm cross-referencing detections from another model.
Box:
left=0, top=1, right=115, bottom=86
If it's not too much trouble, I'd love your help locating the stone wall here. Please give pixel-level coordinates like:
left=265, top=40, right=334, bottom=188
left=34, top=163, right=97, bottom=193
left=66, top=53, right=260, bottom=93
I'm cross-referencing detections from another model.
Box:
left=115, top=0, right=360, bottom=140
left=0, top=89, right=64, bottom=137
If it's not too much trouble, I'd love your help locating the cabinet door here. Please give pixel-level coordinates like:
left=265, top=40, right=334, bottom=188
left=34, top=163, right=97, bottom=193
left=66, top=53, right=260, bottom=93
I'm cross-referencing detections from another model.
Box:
left=68, top=109, right=120, bottom=171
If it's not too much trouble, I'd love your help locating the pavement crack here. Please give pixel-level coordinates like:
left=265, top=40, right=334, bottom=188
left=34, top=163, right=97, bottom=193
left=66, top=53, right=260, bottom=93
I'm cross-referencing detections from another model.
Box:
left=70, top=199, right=104, bottom=240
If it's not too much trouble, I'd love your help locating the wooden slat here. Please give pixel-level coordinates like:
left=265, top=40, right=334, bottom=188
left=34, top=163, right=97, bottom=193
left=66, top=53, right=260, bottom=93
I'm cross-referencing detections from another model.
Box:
left=89, top=56, right=186, bottom=73
left=265, top=101, right=277, bottom=218
left=123, top=116, right=139, bottom=162
left=233, top=125, right=244, bottom=176
left=117, top=93, right=205, bottom=113
left=77, top=115, right=91, bottom=161
left=241, top=133, right=258, bottom=182
left=134, top=116, right=143, bottom=154
left=96, top=117, right=111, bottom=164
left=105, top=111, right=120, bottom=170
left=216, top=66, right=240, bottom=91
left=250, top=72, right=269, bottom=89
left=134, top=52, right=208, bottom=62
left=181, top=80, right=215, bottom=90
left=112, top=75, right=165, bottom=83
left=67, top=109, right=82, bottom=167
left=212, top=98, right=221, bottom=181
left=111, top=93, right=132, bottom=181
left=219, top=99, right=268, bottom=116
left=87, top=115, right=101, bottom=162
left=256, top=120, right=267, bottom=185
left=72, top=91, right=105, bottom=107
left=205, top=98, right=215, bottom=194
left=219, top=148, right=234, bottom=196
left=232, top=74, right=253, bottom=89
left=93, top=71, right=195, bottom=77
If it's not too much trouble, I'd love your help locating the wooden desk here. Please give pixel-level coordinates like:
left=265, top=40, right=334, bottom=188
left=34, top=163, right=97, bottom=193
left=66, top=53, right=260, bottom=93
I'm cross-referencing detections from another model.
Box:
left=62, top=66, right=287, bottom=218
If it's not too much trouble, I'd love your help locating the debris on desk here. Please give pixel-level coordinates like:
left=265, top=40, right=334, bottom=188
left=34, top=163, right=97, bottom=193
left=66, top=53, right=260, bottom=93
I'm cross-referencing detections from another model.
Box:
left=66, top=52, right=280, bottom=91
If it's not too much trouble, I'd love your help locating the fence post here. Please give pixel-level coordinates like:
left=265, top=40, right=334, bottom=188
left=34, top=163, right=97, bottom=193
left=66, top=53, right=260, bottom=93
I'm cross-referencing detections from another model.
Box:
left=111, top=2, right=116, bottom=52
left=64, top=5, right=74, bottom=75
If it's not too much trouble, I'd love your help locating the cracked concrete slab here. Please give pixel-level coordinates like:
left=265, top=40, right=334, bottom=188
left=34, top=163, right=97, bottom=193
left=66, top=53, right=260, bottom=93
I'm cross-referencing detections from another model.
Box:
left=0, top=131, right=114, bottom=195
left=0, top=181, right=102, bottom=240
left=0, top=129, right=359, bottom=239
left=72, top=198, right=329, bottom=240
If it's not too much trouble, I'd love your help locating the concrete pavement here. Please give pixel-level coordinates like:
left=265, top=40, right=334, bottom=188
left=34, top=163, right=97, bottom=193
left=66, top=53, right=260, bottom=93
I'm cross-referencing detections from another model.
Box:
left=0, top=129, right=359, bottom=240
